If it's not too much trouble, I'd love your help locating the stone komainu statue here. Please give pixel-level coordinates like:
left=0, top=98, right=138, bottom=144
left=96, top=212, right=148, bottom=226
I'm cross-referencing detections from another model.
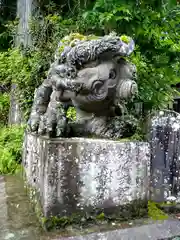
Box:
left=27, top=33, right=138, bottom=139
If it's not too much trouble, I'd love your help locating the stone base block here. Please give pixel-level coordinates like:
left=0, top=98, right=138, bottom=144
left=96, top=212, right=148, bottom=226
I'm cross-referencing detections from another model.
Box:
left=23, top=133, right=150, bottom=220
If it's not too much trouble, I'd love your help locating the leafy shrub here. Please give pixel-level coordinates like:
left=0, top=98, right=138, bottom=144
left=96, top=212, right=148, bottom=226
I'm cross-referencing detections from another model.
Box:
left=0, top=126, right=25, bottom=174
left=0, top=93, right=10, bottom=125
left=0, top=47, right=53, bottom=120
left=79, top=0, right=180, bottom=110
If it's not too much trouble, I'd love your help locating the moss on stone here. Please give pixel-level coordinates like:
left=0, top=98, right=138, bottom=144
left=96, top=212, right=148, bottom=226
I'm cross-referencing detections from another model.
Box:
left=117, top=133, right=143, bottom=142
left=96, top=212, right=105, bottom=220
left=69, top=33, right=86, bottom=41
left=57, top=32, right=131, bottom=57
left=24, top=180, right=148, bottom=231
left=58, top=45, right=65, bottom=54
left=57, top=33, right=88, bottom=55
left=66, top=106, right=76, bottom=121
left=120, top=35, right=131, bottom=44
left=148, top=201, right=169, bottom=220
left=37, top=199, right=148, bottom=231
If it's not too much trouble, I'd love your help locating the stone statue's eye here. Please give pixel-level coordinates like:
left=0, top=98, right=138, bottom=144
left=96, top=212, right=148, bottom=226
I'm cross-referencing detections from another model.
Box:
left=109, top=69, right=116, bottom=79
left=55, top=70, right=61, bottom=75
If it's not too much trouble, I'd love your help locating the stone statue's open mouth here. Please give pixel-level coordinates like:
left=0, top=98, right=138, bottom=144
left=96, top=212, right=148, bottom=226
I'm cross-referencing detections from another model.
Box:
left=85, top=80, right=107, bottom=102
left=117, top=80, right=138, bottom=100
left=86, top=79, right=117, bottom=102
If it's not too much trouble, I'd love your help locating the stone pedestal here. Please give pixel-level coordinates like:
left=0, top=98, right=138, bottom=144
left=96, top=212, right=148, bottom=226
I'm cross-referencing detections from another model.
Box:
left=23, top=133, right=150, bottom=219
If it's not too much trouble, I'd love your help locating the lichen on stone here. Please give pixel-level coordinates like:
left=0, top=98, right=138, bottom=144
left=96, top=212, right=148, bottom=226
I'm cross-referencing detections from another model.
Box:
left=30, top=196, right=147, bottom=230
left=120, top=35, right=131, bottom=44
left=55, top=32, right=131, bottom=60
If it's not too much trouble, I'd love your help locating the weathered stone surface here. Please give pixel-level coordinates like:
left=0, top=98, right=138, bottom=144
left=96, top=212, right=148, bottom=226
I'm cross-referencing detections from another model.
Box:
left=56, top=220, right=180, bottom=240
left=23, top=132, right=150, bottom=218
left=150, top=110, right=180, bottom=202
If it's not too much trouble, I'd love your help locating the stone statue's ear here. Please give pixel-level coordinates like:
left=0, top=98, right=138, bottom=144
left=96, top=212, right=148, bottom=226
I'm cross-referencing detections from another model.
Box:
left=113, top=56, right=126, bottom=64
left=109, top=69, right=117, bottom=79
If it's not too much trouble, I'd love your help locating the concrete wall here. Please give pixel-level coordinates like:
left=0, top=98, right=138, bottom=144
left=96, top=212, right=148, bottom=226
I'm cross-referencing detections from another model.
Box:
left=23, top=133, right=150, bottom=218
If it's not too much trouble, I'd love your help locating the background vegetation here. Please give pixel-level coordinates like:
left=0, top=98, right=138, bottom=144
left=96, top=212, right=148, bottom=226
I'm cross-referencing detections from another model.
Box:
left=0, top=0, right=180, bottom=173
left=0, top=126, right=24, bottom=174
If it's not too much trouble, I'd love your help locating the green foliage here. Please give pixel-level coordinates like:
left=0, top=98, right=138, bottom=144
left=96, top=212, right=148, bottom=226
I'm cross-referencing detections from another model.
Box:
left=0, top=126, right=24, bottom=174
left=96, top=212, right=105, bottom=220
left=0, top=0, right=17, bottom=50
left=79, top=0, right=180, bottom=110
left=0, top=47, right=53, bottom=119
left=0, top=93, right=10, bottom=125
left=66, top=107, right=76, bottom=121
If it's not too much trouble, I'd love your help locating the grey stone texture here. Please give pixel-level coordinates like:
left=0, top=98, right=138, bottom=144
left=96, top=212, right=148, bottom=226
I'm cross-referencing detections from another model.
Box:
left=23, top=132, right=150, bottom=218
left=56, top=220, right=180, bottom=240
left=150, top=110, right=180, bottom=202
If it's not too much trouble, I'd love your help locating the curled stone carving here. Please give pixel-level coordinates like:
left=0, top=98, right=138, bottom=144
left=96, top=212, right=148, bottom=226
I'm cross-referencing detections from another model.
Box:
left=27, top=33, right=138, bottom=139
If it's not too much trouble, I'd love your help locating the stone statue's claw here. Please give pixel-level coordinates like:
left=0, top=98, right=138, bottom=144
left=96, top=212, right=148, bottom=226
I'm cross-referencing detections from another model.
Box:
left=56, top=128, right=63, bottom=137
left=56, top=117, right=67, bottom=137
left=38, top=127, right=46, bottom=135
left=26, top=122, right=32, bottom=132
left=29, top=121, right=39, bottom=132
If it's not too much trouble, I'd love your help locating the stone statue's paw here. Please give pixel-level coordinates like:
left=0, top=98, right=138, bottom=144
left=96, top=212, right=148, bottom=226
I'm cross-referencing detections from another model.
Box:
left=38, top=114, right=68, bottom=138
left=45, top=120, right=57, bottom=138
left=103, top=128, right=123, bottom=140
left=109, top=115, right=138, bottom=139
left=56, top=115, right=67, bottom=137
left=27, top=114, right=40, bottom=133
left=56, top=126, right=65, bottom=137
left=38, top=115, right=47, bottom=135
left=96, top=115, right=138, bottom=140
